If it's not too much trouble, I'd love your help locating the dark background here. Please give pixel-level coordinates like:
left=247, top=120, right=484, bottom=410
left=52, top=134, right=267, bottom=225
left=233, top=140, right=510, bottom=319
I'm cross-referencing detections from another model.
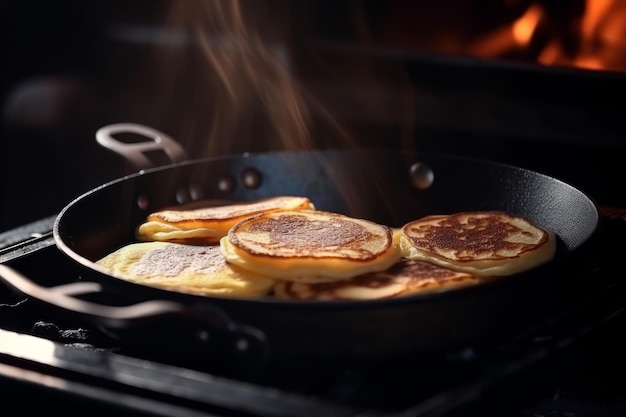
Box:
left=1, top=0, right=625, bottom=232
left=0, top=0, right=399, bottom=231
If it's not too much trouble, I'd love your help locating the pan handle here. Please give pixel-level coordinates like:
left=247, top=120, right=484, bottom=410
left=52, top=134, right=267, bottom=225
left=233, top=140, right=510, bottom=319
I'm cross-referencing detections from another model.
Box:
left=0, top=264, right=269, bottom=367
left=96, top=123, right=188, bottom=170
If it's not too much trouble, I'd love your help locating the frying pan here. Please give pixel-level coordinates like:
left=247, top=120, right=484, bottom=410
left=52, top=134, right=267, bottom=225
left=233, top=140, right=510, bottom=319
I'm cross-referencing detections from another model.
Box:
left=0, top=123, right=599, bottom=366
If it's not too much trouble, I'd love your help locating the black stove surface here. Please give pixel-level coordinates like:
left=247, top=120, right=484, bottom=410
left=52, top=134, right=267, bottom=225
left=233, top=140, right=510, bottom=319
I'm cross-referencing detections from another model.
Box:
left=1, top=212, right=626, bottom=417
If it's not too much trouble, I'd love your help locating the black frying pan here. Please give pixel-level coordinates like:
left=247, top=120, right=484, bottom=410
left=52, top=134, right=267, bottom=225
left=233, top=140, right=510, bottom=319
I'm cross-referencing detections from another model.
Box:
left=0, top=123, right=599, bottom=366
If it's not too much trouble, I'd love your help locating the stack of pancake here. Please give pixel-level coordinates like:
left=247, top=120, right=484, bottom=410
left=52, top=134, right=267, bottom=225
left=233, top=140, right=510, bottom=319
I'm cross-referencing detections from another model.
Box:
left=96, top=197, right=556, bottom=301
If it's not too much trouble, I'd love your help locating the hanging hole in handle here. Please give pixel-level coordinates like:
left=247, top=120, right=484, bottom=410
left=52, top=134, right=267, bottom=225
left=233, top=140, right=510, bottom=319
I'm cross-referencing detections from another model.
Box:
left=96, top=123, right=188, bottom=170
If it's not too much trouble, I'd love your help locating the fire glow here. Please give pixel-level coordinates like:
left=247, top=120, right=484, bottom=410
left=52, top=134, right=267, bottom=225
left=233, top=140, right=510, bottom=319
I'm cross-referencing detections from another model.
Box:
left=471, top=0, right=626, bottom=72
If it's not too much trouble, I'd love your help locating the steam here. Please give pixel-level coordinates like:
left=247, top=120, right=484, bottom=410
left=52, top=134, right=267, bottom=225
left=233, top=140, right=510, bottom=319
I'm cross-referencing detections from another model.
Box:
left=149, top=1, right=357, bottom=158
left=140, top=1, right=414, bottom=158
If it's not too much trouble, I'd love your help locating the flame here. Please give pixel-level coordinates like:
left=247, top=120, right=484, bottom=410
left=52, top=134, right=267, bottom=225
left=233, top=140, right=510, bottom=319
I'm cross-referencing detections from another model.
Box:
left=512, top=4, right=543, bottom=46
left=572, top=0, right=626, bottom=70
left=462, top=0, right=626, bottom=72
left=464, top=4, right=546, bottom=59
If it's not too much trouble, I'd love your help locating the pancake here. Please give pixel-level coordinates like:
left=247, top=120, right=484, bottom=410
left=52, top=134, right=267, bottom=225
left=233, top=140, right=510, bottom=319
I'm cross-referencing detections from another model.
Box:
left=95, top=241, right=275, bottom=298
left=398, top=211, right=557, bottom=277
left=136, top=196, right=315, bottom=244
left=274, top=259, right=478, bottom=300
left=221, top=209, right=402, bottom=282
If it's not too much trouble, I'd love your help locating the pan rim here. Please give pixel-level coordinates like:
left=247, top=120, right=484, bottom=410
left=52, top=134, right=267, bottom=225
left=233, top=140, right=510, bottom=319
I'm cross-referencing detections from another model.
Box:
left=52, top=148, right=600, bottom=308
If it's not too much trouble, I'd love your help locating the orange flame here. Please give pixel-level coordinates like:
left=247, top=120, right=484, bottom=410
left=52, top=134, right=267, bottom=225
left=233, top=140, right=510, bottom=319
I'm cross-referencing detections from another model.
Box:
left=464, top=4, right=546, bottom=59
left=572, top=0, right=626, bottom=70
left=482, top=0, right=626, bottom=72
left=512, top=4, right=543, bottom=46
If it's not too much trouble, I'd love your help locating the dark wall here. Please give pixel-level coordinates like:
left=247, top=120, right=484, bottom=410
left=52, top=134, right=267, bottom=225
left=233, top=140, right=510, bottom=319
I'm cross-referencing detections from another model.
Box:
left=0, top=1, right=165, bottom=230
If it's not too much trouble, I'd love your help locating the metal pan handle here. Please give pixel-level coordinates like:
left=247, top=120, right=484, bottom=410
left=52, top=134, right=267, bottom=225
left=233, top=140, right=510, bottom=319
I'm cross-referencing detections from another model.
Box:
left=96, top=123, right=188, bottom=170
left=0, top=264, right=269, bottom=367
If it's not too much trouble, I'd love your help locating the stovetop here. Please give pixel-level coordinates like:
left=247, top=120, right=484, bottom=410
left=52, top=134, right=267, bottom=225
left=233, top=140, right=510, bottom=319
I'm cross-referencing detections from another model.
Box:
left=1, top=211, right=626, bottom=417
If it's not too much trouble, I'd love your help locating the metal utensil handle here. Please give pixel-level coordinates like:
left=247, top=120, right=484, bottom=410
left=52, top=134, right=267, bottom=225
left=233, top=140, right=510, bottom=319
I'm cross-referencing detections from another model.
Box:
left=0, top=264, right=269, bottom=366
left=96, top=123, right=188, bottom=170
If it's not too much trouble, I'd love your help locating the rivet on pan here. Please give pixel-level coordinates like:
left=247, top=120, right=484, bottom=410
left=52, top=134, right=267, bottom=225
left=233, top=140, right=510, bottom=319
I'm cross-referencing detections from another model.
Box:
left=235, top=338, right=250, bottom=352
left=176, top=188, right=191, bottom=204
left=137, top=194, right=150, bottom=210
left=218, top=175, right=235, bottom=193
left=241, top=168, right=262, bottom=189
left=197, top=330, right=210, bottom=342
left=409, top=162, right=434, bottom=190
left=189, top=184, right=204, bottom=201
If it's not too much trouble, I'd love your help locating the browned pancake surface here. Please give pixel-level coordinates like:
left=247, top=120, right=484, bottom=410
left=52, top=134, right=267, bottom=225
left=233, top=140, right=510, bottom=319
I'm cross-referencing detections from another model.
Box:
left=399, top=211, right=556, bottom=276
left=229, top=210, right=389, bottom=260
left=221, top=210, right=402, bottom=281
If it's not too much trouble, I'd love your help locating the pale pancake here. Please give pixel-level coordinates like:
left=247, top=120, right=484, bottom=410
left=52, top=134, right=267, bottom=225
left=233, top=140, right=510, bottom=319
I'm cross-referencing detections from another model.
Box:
left=136, top=196, right=315, bottom=244
left=398, top=211, right=557, bottom=277
left=274, top=259, right=478, bottom=300
left=221, top=210, right=402, bottom=282
left=96, top=241, right=275, bottom=298
left=136, top=221, right=224, bottom=244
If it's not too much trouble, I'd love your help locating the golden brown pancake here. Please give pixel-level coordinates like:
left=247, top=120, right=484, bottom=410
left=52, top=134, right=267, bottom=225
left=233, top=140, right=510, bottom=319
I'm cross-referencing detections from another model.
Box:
left=398, top=211, right=556, bottom=277
left=273, top=259, right=478, bottom=300
left=136, top=196, right=315, bottom=244
left=95, top=241, right=275, bottom=298
left=221, top=209, right=402, bottom=282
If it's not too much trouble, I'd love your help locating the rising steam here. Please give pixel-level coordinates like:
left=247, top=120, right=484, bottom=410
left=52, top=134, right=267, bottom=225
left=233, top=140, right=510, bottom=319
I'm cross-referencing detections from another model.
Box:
left=142, top=1, right=414, bottom=158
